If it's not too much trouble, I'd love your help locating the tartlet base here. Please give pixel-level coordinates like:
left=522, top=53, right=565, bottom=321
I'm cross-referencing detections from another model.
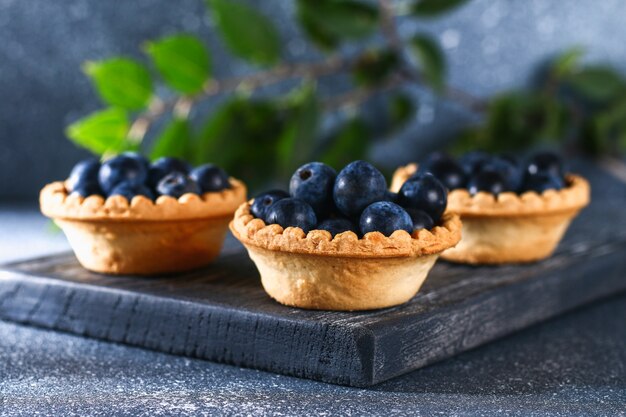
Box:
left=230, top=201, right=461, bottom=310
left=40, top=179, right=247, bottom=275
left=391, top=163, right=590, bottom=264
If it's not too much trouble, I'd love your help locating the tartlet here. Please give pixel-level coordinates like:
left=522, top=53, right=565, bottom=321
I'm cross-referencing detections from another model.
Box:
left=391, top=163, right=590, bottom=264
left=230, top=201, right=461, bottom=311
left=40, top=179, right=246, bottom=275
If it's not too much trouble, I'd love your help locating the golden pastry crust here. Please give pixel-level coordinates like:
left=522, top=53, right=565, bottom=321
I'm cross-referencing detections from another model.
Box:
left=40, top=179, right=247, bottom=221
left=40, top=178, right=247, bottom=275
left=390, top=163, right=591, bottom=265
left=230, top=200, right=461, bottom=310
left=230, top=201, right=462, bottom=258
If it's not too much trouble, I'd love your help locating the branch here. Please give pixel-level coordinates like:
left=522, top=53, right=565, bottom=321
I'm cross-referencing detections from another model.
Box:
left=378, top=0, right=402, bottom=52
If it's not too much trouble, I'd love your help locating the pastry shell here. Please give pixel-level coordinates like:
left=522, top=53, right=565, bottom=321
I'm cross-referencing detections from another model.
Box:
left=391, top=163, right=591, bottom=264
left=230, top=201, right=462, bottom=311
left=40, top=179, right=247, bottom=275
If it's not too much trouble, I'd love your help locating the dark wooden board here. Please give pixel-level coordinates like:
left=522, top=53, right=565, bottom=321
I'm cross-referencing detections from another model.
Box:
left=1, top=162, right=626, bottom=387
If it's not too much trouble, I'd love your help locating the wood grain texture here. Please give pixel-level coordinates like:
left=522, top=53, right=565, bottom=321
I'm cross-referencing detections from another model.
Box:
left=1, top=162, right=625, bottom=387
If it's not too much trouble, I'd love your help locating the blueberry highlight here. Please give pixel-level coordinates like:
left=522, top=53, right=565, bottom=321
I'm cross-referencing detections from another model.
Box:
left=289, top=162, right=336, bottom=216
left=156, top=172, right=201, bottom=198
left=359, top=201, right=413, bottom=237
left=333, top=160, right=387, bottom=218
left=398, top=173, right=447, bottom=223
left=251, top=190, right=290, bottom=221
left=190, top=164, right=230, bottom=193
left=98, top=154, right=148, bottom=194
left=265, top=198, right=317, bottom=233
left=68, top=158, right=100, bottom=191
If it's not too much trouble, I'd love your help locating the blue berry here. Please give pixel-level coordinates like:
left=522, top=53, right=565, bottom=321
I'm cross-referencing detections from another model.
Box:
left=398, top=173, right=447, bottom=223
left=526, top=151, right=564, bottom=178
left=265, top=198, right=317, bottom=233
left=68, top=158, right=100, bottom=191
left=70, top=182, right=103, bottom=198
left=156, top=172, right=201, bottom=198
left=109, top=182, right=154, bottom=201
left=289, top=162, right=336, bottom=216
left=251, top=190, right=289, bottom=221
left=148, top=157, right=192, bottom=188
left=460, top=151, right=491, bottom=175
left=98, top=154, right=148, bottom=194
left=406, top=208, right=434, bottom=232
left=333, top=161, right=387, bottom=218
left=359, top=201, right=413, bottom=237
left=468, top=169, right=508, bottom=195
left=420, top=156, right=467, bottom=190
left=480, top=157, right=522, bottom=191
left=316, top=218, right=357, bottom=237
left=523, top=172, right=565, bottom=193
left=190, top=164, right=230, bottom=193
left=121, top=152, right=150, bottom=171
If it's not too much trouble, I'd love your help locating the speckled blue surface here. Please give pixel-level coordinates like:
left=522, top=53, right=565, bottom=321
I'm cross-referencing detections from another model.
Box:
left=2, top=0, right=626, bottom=199
left=1, top=294, right=625, bottom=416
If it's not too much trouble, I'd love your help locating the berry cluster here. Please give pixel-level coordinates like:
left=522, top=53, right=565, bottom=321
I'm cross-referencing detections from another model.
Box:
left=251, top=161, right=447, bottom=238
left=66, top=153, right=231, bottom=201
left=417, top=151, right=567, bottom=195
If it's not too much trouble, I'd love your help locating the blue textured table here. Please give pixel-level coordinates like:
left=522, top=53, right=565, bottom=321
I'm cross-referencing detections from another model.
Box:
left=0, top=204, right=625, bottom=416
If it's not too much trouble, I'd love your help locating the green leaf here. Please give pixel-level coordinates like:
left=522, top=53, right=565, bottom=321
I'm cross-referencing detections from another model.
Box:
left=150, top=118, right=193, bottom=160
left=297, top=0, right=379, bottom=50
left=83, top=58, right=153, bottom=110
left=65, top=108, right=130, bottom=155
left=567, top=66, right=624, bottom=102
left=196, top=98, right=284, bottom=187
left=276, top=84, right=320, bottom=175
left=352, top=49, right=399, bottom=87
left=410, top=35, right=446, bottom=92
left=389, top=93, right=416, bottom=128
left=321, top=118, right=369, bottom=169
left=551, top=47, right=585, bottom=78
left=208, top=0, right=280, bottom=65
left=145, top=35, right=211, bottom=94
left=412, top=0, right=469, bottom=17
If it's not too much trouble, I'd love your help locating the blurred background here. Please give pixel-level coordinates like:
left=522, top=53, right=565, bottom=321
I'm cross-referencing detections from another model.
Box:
left=1, top=0, right=626, bottom=201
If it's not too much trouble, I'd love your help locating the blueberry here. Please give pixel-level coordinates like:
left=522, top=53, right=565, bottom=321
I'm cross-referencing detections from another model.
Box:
left=67, top=158, right=100, bottom=191
left=468, top=169, right=508, bottom=195
left=98, top=154, right=148, bottom=194
left=251, top=190, right=289, bottom=221
left=121, top=152, right=150, bottom=171
left=69, top=181, right=103, bottom=198
left=148, top=157, right=192, bottom=189
left=526, top=151, right=564, bottom=178
left=523, top=172, right=565, bottom=193
left=405, top=208, right=434, bottom=232
left=109, top=182, right=154, bottom=201
left=398, top=173, right=447, bottom=223
left=316, top=218, right=357, bottom=237
left=459, top=151, right=491, bottom=175
left=419, top=157, right=467, bottom=190
left=190, top=164, right=230, bottom=193
left=382, top=190, right=398, bottom=203
left=333, top=161, right=387, bottom=218
left=480, top=157, right=522, bottom=191
left=289, top=162, right=337, bottom=216
left=156, top=172, right=201, bottom=198
left=265, top=198, right=317, bottom=233
left=359, top=201, right=413, bottom=237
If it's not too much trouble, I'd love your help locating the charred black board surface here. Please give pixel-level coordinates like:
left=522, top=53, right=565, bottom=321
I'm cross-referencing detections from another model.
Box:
left=1, top=163, right=625, bottom=387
